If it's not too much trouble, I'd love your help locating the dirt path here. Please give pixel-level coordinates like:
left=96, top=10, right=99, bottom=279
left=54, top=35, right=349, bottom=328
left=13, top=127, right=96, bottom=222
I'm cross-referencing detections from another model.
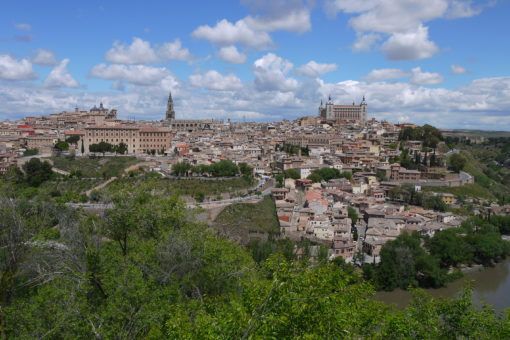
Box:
left=84, top=177, right=117, bottom=196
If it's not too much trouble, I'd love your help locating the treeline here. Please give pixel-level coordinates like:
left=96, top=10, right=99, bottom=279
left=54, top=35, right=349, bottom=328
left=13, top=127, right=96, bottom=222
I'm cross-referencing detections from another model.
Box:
left=275, top=167, right=352, bottom=187
left=388, top=184, right=448, bottom=211
left=399, top=124, right=443, bottom=148
left=364, top=216, right=510, bottom=291
left=308, top=167, right=352, bottom=182
left=172, top=160, right=253, bottom=178
left=2, top=191, right=510, bottom=338
left=395, top=147, right=442, bottom=169
left=89, top=141, right=128, bottom=155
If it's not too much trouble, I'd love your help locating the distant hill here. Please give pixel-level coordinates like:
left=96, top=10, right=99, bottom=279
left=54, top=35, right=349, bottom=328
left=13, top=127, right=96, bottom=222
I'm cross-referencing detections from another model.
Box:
left=441, top=129, right=510, bottom=138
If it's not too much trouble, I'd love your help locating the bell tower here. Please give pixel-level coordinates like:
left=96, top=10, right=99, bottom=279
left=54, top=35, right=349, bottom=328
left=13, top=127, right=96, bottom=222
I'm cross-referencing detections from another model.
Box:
left=165, top=91, right=175, bottom=121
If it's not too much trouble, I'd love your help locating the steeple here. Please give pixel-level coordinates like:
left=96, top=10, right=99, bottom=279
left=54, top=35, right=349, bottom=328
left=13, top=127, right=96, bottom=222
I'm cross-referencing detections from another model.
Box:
left=165, top=91, right=175, bottom=120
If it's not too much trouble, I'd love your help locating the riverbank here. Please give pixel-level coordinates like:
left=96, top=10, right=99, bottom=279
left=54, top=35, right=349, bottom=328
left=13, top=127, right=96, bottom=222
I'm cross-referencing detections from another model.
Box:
left=374, top=258, right=510, bottom=312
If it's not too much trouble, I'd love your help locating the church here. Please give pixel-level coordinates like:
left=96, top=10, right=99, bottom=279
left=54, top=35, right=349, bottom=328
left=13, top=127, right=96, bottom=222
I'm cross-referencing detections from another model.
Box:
left=164, top=92, right=215, bottom=132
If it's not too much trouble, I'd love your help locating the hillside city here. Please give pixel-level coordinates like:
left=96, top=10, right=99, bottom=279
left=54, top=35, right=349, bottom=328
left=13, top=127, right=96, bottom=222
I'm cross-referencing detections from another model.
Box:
left=2, top=88, right=510, bottom=337
left=1, top=92, right=508, bottom=263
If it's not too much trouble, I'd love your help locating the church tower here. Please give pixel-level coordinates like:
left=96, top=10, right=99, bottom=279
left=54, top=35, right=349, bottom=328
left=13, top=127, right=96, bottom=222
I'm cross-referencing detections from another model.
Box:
left=165, top=91, right=175, bottom=120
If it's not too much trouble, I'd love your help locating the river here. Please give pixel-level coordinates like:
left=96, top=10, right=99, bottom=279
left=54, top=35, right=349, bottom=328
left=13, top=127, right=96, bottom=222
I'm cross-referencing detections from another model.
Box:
left=375, top=259, right=510, bottom=312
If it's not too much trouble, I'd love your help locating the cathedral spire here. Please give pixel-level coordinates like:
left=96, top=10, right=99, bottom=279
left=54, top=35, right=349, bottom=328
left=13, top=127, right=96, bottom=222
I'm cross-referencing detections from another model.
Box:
left=165, top=91, right=175, bottom=120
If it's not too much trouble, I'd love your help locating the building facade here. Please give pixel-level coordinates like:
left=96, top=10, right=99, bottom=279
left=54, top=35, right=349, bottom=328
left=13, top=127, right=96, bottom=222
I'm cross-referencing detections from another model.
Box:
left=84, top=124, right=172, bottom=154
left=319, top=96, right=367, bottom=123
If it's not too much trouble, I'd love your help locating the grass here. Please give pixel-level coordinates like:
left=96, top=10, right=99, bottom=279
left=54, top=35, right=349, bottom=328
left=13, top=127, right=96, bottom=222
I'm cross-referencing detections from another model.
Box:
left=50, top=155, right=138, bottom=178
left=422, top=184, right=496, bottom=201
left=213, top=196, right=280, bottom=240
left=100, top=174, right=254, bottom=199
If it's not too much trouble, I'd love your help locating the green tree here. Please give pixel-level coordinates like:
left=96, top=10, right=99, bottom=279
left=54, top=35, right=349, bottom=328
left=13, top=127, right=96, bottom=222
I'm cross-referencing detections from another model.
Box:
left=348, top=206, right=358, bottom=228
left=284, top=168, right=300, bottom=180
left=54, top=140, right=69, bottom=152
left=449, top=153, right=467, bottom=173
left=22, top=148, right=38, bottom=156
left=22, top=158, right=53, bottom=187
left=65, top=135, right=80, bottom=144
left=427, top=229, right=473, bottom=267
left=238, top=162, right=253, bottom=177
left=172, top=162, right=192, bottom=176
left=114, top=142, right=128, bottom=155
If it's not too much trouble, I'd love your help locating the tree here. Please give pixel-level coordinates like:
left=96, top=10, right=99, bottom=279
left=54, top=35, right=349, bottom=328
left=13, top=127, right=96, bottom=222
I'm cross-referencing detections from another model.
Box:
left=427, top=229, right=473, bottom=267
left=89, top=142, right=113, bottom=156
left=172, top=162, right=192, bottom=176
left=375, top=232, right=447, bottom=290
left=307, top=167, right=351, bottom=183
left=209, top=160, right=239, bottom=177
left=54, top=140, right=69, bottom=152
left=238, top=163, right=253, bottom=178
left=22, top=158, right=53, bottom=187
left=275, top=174, right=284, bottom=187
left=65, top=135, right=80, bottom=144
left=307, top=172, right=323, bottom=183
left=449, top=153, right=467, bottom=173
left=114, top=142, right=128, bottom=155
left=22, top=148, right=38, bottom=156
left=347, top=207, right=358, bottom=228
left=284, top=168, right=300, bottom=180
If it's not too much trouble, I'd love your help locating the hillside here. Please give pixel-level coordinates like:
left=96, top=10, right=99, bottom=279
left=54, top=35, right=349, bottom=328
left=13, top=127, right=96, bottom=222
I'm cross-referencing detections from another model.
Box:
left=213, top=196, right=280, bottom=243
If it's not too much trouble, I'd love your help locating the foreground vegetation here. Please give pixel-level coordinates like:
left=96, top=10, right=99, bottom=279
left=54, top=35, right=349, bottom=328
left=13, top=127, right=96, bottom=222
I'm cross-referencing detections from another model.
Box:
left=2, top=189, right=510, bottom=338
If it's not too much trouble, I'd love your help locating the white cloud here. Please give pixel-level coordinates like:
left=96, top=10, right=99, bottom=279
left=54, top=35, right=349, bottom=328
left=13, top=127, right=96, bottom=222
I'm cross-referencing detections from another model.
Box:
left=157, top=39, right=192, bottom=61
left=90, top=64, right=170, bottom=86
left=253, top=53, right=298, bottom=92
left=0, top=54, right=36, bottom=80
left=106, top=37, right=158, bottom=64
left=297, top=61, right=337, bottom=77
left=381, top=25, right=438, bottom=60
left=104, top=37, right=193, bottom=64
left=410, top=67, right=443, bottom=85
left=192, top=19, right=272, bottom=49
left=365, top=68, right=409, bottom=82
left=1, top=73, right=510, bottom=130
left=352, top=33, right=381, bottom=51
left=217, top=46, right=247, bottom=64
left=14, top=23, right=31, bottom=31
left=44, top=59, right=79, bottom=88
left=446, top=0, right=484, bottom=18
left=451, top=64, right=467, bottom=74
left=326, top=0, right=485, bottom=60
left=347, top=0, right=448, bottom=34
left=32, top=49, right=57, bottom=66
left=241, top=0, right=312, bottom=32
left=244, top=9, right=311, bottom=33
left=189, top=70, right=243, bottom=91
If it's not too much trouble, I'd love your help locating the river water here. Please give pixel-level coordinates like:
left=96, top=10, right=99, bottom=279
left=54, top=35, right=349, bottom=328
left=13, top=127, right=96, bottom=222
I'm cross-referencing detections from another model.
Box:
left=375, top=259, right=510, bottom=312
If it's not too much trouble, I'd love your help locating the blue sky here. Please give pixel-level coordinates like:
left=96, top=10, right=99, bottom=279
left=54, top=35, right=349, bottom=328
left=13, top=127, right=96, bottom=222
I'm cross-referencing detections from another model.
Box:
left=0, top=0, right=509, bottom=130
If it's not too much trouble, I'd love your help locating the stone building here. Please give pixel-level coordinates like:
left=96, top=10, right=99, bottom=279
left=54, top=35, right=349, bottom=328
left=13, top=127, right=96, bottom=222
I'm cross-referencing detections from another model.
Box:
left=84, top=124, right=171, bottom=154
left=319, top=96, right=367, bottom=123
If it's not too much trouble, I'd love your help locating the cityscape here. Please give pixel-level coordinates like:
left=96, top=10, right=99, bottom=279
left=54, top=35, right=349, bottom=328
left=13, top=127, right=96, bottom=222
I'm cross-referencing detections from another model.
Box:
left=1, top=1, right=510, bottom=338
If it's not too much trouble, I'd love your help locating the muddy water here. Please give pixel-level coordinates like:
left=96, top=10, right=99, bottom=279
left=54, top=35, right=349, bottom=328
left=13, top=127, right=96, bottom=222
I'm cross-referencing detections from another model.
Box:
left=375, top=259, right=510, bottom=312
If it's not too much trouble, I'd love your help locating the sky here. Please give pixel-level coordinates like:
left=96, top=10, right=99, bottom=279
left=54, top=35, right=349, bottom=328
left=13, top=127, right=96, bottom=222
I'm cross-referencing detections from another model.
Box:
left=0, top=0, right=509, bottom=130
